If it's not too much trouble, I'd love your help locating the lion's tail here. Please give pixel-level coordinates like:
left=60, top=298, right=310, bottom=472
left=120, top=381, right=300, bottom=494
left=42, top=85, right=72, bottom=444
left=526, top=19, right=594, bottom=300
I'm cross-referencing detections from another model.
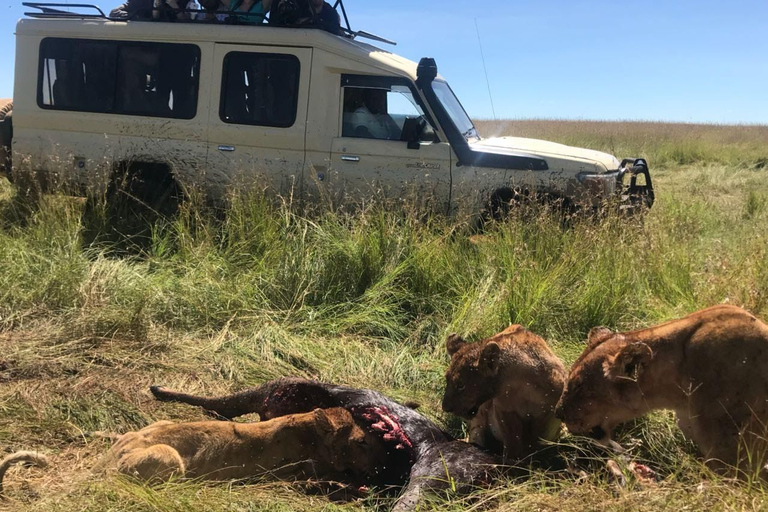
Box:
left=0, top=451, right=49, bottom=498
left=150, top=384, right=274, bottom=420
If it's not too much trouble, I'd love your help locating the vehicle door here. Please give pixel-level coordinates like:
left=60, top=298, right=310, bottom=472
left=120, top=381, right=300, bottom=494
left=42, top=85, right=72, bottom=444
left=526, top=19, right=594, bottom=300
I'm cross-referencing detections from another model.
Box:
left=326, top=75, right=452, bottom=212
left=206, top=44, right=311, bottom=198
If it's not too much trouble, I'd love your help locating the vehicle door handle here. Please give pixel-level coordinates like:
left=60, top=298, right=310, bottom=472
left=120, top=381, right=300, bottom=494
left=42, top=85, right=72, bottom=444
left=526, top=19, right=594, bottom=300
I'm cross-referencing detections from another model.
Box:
left=218, top=145, right=235, bottom=152
left=341, top=155, right=360, bottom=162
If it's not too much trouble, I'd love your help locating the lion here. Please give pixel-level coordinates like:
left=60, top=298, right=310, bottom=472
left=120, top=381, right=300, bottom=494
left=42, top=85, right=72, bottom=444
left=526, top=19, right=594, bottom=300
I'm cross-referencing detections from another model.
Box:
left=109, top=407, right=388, bottom=484
left=441, top=325, right=567, bottom=461
left=150, top=378, right=501, bottom=511
left=556, top=305, right=768, bottom=477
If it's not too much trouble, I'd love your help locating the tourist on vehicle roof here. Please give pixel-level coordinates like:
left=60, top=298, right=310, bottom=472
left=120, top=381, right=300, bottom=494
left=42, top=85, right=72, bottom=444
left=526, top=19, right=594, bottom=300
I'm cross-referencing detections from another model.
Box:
left=109, top=0, right=153, bottom=19
left=154, top=0, right=195, bottom=20
left=109, top=0, right=194, bottom=20
left=308, top=0, right=341, bottom=35
left=270, top=0, right=340, bottom=34
left=195, top=0, right=225, bottom=21
left=228, top=0, right=272, bottom=24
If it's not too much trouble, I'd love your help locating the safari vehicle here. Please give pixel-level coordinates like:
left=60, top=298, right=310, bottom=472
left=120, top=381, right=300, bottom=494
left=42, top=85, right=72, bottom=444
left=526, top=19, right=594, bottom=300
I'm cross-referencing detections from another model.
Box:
left=1, top=1, right=654, bottom=225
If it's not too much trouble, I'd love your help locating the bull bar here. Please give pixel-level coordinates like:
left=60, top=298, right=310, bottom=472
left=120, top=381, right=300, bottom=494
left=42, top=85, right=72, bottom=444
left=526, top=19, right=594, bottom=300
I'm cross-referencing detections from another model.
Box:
left=617, top=158, right=654, bottom=211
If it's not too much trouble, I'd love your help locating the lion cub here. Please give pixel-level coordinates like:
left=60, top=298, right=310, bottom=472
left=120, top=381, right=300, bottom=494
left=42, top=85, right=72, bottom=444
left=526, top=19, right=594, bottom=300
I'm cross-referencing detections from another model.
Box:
left=556, top=305, right=768, bottom=477
left=442, top=325, right=567, bottom=460
left=110, top=407, right=386, bottom=483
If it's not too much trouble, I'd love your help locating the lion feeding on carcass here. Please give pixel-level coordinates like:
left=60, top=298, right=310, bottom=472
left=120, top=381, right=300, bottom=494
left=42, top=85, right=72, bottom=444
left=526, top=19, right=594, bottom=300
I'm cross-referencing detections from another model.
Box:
left=557, top=305, right=768, bottom=477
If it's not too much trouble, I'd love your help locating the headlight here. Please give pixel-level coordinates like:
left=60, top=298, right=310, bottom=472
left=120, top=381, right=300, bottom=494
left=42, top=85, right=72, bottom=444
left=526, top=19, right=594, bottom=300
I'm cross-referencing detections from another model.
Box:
left=576, top=171, right=619, bottom=196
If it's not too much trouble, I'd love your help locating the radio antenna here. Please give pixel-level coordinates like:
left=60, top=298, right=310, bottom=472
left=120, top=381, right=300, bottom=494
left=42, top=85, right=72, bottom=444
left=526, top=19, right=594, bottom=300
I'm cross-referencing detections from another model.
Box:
left=474, top=18, right=497, bottom=120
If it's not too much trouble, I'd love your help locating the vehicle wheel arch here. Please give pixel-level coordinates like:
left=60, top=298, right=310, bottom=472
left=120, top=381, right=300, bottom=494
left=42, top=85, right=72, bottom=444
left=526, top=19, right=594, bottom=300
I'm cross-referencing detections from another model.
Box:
left=485, top=185, right=575, bottom=221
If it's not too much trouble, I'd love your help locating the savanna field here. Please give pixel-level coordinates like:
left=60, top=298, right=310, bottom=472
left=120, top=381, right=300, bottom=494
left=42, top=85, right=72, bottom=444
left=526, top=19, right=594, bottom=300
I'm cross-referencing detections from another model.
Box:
left=1, top=120, right=767, bottom=511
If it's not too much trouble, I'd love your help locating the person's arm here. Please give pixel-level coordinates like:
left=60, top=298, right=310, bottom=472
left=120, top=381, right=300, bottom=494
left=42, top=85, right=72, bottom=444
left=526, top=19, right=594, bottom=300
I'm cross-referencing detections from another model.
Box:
left=235, top=0, right=254, bottom=12
left=109, top=3, right=131, bottom=18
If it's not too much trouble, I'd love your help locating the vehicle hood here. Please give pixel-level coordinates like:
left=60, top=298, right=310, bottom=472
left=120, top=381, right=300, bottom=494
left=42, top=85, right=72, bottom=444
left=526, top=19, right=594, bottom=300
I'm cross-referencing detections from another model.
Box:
left=471, top=136, right=620, bottom=171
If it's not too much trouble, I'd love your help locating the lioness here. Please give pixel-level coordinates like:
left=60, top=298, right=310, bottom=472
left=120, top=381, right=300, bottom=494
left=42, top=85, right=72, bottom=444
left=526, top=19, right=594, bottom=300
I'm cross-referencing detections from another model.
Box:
left=441, top=325, right=567, bottom=460
left=110, top=407, right=387, bottom=484
left=150, top=378, right=500, bottom=511
left=556, top=305, right=768, bottom=476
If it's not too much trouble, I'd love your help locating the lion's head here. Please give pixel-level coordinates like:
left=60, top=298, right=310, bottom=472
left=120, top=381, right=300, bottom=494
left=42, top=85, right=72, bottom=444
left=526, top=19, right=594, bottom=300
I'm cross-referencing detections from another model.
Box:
left=555, top=327, right=654, bottom=444
left=312, top=408, right=388, bottom=477
left=441, top=333, right=503, bottom=420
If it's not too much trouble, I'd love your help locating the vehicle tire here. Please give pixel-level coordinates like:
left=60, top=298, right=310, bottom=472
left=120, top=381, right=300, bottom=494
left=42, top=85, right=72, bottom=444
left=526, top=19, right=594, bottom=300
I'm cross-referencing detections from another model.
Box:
left=82, top=162, right=183, bottom=253
left=486, top=187, right=530, bottom=223
left=481, top=188, right=574, bottom=230
left=0, top=100, right=12, bottom=179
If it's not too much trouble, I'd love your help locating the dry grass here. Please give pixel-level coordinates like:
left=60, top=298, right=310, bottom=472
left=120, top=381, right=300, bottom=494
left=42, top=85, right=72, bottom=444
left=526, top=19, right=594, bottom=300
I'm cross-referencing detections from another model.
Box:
left=1, top=119, right=768, bottom=510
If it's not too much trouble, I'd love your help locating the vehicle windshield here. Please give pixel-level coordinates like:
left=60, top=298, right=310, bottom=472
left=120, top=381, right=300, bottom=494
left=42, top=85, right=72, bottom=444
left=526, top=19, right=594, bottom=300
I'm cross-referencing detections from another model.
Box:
left=432, top=81, right=480, bottom=141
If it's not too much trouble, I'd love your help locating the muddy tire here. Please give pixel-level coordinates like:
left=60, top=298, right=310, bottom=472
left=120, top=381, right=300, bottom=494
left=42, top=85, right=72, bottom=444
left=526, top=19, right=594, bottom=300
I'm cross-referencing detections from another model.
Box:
left=488, top=188, right=520, bottom=221
left=479, top=188, right=576, bottom=232
left=82, top=162, right=183, bottom=253
left=0, top=100, right=12, bottom=179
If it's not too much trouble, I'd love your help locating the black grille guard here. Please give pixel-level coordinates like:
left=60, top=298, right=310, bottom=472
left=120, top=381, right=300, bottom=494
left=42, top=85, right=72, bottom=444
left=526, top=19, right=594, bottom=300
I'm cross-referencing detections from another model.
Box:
left=618, top=158, right=654, bottom=210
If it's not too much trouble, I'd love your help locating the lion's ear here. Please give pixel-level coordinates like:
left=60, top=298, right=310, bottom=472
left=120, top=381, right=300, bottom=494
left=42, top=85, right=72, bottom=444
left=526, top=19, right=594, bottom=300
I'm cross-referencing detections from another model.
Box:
left=480, top=341, right=502, bottom=375
left=313, top=408, right=334, bottom=434
left=588, top=327, right=614, bottom=348
left=313, top=408, right=351, bottom=437
left=446, top=333, right=467, bottom=356
left=603, top=342, right=653, bottom=382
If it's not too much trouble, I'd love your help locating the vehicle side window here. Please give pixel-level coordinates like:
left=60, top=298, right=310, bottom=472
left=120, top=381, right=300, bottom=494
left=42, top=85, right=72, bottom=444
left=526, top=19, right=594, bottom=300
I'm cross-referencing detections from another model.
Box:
left=38, top=38, right=200, bottom=119
left=220, top=52, right=300, bottom=128
left=342, top=85, right=435, bottom=141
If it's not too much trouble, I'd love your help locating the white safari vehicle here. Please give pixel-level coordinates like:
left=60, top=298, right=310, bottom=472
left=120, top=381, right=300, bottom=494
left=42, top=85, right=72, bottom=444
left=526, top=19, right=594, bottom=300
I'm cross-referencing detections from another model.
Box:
left=1, top=1, right=654, bottom=222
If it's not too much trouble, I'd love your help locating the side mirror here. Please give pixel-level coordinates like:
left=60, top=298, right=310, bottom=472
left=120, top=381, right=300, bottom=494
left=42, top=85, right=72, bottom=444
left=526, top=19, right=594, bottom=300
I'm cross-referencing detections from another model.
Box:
left=400, top=116, right=427, bottom=150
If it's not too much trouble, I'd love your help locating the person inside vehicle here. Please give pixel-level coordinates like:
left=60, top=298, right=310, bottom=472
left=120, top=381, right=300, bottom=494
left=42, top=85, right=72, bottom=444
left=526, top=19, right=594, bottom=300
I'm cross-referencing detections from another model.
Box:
left=344, top=87, right=401, bottom=140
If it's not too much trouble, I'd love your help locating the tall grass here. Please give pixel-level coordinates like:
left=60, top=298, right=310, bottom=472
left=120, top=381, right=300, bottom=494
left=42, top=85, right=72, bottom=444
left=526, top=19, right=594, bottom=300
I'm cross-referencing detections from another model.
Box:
left=476, top=119, right=768, bottom=170
left=0, top=120, right=767, bottom=510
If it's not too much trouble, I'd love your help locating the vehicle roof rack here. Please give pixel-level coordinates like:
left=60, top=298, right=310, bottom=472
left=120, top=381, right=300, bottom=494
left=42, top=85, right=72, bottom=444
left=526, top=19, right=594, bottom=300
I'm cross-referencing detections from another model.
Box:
left=23, top=2, right=115, bottom=19
left=22, top=0, right=396, bottom=45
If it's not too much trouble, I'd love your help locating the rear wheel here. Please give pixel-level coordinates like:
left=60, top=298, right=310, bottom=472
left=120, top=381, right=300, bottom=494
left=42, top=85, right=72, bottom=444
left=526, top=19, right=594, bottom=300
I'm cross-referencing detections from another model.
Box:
left=0, top=100, right=12, bottom=179
left=82, top=162, right=183, bottom=253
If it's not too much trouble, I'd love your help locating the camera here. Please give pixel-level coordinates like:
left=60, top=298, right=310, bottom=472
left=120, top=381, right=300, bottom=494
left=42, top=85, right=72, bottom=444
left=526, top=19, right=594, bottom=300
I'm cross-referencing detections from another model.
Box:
left=270, top=0, right=311, bottom=26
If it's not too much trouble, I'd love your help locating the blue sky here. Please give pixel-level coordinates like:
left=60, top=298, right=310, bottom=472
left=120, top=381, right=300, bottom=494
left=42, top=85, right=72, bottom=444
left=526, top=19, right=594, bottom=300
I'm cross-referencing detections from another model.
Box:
left=1, top=0, right=766, bottom=124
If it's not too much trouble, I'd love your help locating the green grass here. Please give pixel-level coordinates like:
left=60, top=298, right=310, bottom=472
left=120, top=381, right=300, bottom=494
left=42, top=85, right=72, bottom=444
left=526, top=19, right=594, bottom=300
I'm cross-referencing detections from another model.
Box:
left=1, top=120, right=768, bottom=510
